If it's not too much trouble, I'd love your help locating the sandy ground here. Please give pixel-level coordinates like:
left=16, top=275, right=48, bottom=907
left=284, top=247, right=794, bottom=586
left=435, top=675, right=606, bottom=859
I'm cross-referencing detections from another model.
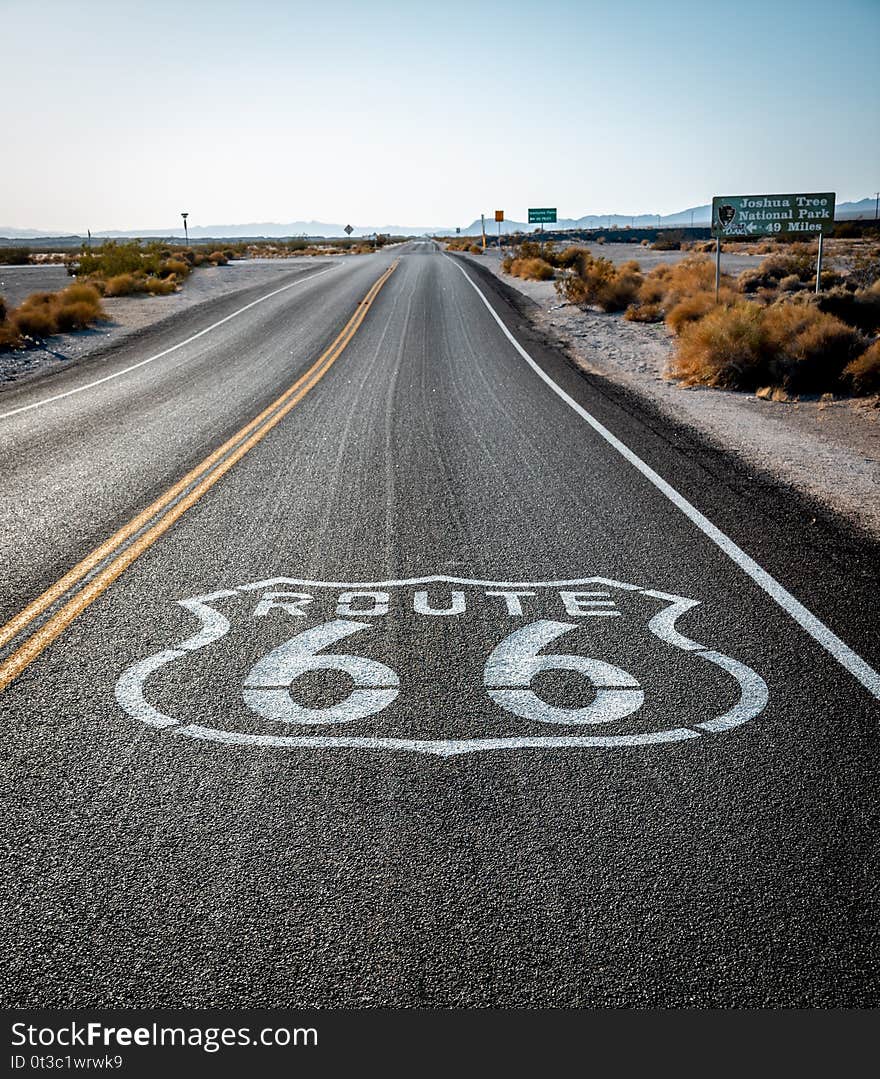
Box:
left=478, top=242, right=762, bottom=276
left=0, top=257, right=340, bottom=388
left=461, top=251, right=880, bottom=539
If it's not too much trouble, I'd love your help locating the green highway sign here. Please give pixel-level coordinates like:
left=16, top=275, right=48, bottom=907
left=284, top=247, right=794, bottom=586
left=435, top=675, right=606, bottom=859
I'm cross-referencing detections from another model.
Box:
left=711, top=192, right=835, bottom=237
left=528, top=207, right=557, bottom=224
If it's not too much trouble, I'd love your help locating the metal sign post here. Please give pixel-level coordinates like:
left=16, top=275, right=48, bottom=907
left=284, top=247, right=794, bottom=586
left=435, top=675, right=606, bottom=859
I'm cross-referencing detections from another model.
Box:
left=481, top=214, right=486, bottom=252
left=715, top=236, right=722, bottom=302
left=495, top=210, right=504, bottom=250
left=815, top=231, right=824, bottom=294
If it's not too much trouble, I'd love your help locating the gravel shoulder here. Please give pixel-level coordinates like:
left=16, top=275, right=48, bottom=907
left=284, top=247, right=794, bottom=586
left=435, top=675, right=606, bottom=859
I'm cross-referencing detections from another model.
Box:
left=460, top=250, right=880, bottom=539
left=0, top=257, right=341, bottom=390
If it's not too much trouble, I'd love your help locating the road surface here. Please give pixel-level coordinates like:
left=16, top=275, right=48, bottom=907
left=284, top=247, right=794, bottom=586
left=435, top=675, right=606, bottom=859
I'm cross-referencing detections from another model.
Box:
left=1, top=242, right=878, bottom=1007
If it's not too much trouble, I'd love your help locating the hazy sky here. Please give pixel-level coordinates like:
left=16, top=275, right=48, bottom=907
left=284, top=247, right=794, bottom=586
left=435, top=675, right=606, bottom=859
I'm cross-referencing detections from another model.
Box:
left=2, top=0, right=878, bottom=230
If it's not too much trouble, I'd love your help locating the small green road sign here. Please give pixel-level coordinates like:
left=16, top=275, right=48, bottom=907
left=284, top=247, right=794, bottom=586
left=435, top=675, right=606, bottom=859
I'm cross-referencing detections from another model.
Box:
left=712, top=193, right=835, bottom=237
left=528, top=207, right=557, bottom=224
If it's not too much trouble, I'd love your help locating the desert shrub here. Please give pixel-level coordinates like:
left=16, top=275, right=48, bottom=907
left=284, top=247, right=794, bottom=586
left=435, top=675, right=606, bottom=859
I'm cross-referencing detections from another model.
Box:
left=145, top=276, right=177, bottom=295
left=208, top=251, right=228, bottom=265
left=0, top=321, right=22, bottom=349
left=692, top=240, right=716, bottom=253
left=59, top=283, right=102, bottom=307
left=595, top=236, right=606, bottom=245
left=501, top=254, right=514, bottom=273
left=555, top=246, right=584, bottom=269
left=640, top=239, right=650, bottom=247
left=737, top=268, right=766, bottom=293
left=598, top=266, right=641, bottom=311
left=843, top=340, right=880, bottom=395
left=54, top=301, right=99, bottom=332
left=671, top=301, right=865, bottom=393
left=468, top=244, right=482, bottom=255
left=75, top=241, right=151, bottom=278
left=510, top=257, right=555, bottom=281
left=671, top=303, right=767, bottom=388
left=778, top=274, right=802, bottom=292
left=104, top=273, right=143, bottom=296
left=739, top=249, right=816, bottom=292
left=651, top=230, right=684, bottom=251
left=637, top=255, right=719, bottom=313
left=515, top=240, right=545, bottom=261
left=849, top=252, right=880, bottom=289
left=0, top=295, right=6, bottom=322
left=814, top=286, right=880, bottom=334
left=12, top=300, right=58, bottom=339
left=666, top=291, right=726, bottom=335
left=624, top=302, right=664, bottom=323
left=160, top=258, right=189, bottom=278
left=555, top=254, right=641, bottom=311
left=762, top=304, right=865, bottom=392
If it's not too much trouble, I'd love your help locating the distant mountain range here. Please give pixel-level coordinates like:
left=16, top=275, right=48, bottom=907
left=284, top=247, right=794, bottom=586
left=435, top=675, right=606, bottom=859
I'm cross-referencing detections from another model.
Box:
left=2, top=198, right=876, bottom=240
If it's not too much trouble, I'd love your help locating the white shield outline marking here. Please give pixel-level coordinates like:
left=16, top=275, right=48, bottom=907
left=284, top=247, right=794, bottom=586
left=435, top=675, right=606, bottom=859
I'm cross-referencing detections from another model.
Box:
left=115, top=575, right=769, bottom=756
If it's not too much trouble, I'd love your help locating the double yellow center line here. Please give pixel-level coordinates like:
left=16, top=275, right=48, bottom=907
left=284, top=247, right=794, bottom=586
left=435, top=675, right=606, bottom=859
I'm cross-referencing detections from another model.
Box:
left=0, top=260, right=398, bottom=693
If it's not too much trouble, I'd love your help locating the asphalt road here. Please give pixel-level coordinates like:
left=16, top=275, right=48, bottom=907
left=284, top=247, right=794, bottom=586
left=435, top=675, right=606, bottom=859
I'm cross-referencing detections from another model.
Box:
left=1, top=241, right=878, bottom=1007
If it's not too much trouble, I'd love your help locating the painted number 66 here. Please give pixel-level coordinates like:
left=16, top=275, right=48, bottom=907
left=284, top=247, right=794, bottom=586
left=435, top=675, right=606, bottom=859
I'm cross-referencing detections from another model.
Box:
left=243, top=619, right=644, bottom=727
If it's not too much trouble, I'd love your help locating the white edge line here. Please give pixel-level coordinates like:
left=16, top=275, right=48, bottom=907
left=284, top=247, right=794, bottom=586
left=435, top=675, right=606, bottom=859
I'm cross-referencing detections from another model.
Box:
left=448, top=256, right=880, bottom=702
left=0, top=265, right=338, bottom=420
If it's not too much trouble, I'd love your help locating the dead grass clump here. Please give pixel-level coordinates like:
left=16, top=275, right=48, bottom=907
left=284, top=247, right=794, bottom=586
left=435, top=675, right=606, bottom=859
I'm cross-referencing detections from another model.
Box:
left=739, top=249, right=815, bottom=292
left=60, top=283, right=102, bottom=307
left=4, top=283, right=105, bottom=342
left=671, top=303, right=767, bottom=388
left=468, top=244, right=482, bottom=255
left=814, top=286, right=880, bottom=334
left=666, top=291, right=730, bottom=335
left=624, top=302, right=664, bottom=323
left=555, top=246, right=584, bottom=269
left=671, top=301, right=866, bottom=393
left=0, top=321, right=22, bottom=349
left=54, top=301, right=99, bottom=332
left=160, top=258, right=189, bottom=278
left=13, top=306, right=57, bottom=338
left=843, top=340, right=880, bottom=395
left=762, top=305, right=865, bottom=393
left=598, top=266, right=642, bottom=311
left=555, top=254, right=642, bottom=311
left=511, top=257, right=555, bottom=281
left=636, top=255, right=721, bottom=316
left=145, top=276, right=177, bottom=295
left=104, top=273, right=142, bottom=296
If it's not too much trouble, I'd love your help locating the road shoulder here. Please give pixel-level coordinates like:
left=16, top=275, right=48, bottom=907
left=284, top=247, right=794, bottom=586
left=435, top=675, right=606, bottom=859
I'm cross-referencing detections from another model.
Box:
left=456, top=250, right=880, bottom=541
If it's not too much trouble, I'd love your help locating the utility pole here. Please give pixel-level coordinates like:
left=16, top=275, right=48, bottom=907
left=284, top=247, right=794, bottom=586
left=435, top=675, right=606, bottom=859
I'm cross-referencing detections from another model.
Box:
left=875, top=191, right=879, bottom=221
left=181, top=211, right=189, bottom=247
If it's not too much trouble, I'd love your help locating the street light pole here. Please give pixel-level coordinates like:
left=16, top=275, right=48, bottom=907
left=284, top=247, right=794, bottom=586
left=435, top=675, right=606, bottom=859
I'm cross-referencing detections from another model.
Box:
left=181, top=211, right=189, bottom=247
